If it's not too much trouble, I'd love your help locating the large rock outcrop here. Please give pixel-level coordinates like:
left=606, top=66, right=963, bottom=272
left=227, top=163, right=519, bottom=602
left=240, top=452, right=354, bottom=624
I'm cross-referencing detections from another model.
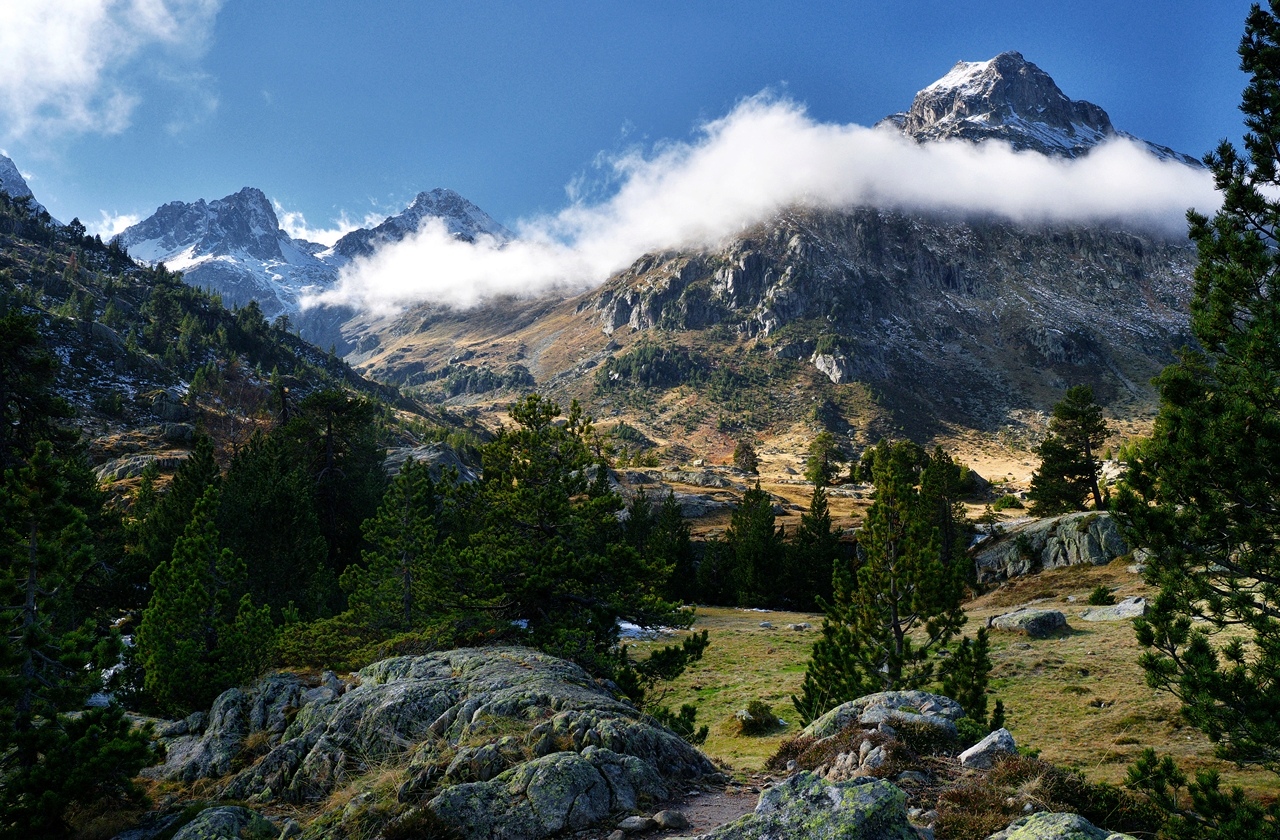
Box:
left=803, top=690, right=966, bottom=740
left=973, top=512, right=1127, bottom=583
left=146, top=647, right=715, bottom=840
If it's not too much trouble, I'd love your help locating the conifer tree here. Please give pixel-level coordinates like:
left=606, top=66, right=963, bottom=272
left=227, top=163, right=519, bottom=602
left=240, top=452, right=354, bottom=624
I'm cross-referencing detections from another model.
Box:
left=724, top=483, right=785, bottom=607
left=804, top=431, right=841, bottom=487
left=652, top=491, right=697, bottom=604
left=127, top=433, right=220, bottom=604
left=341, top=459, right=451, bottom=631
left=732, top=438, right=759, bottom=474
left=1028, top=385, right=1109, bottom=514
left=462, top=395, right=684, bottom=671
left=136, top=488, right=273, bottom=713
left=787, top=483, right=841, bottom=610
left=794, top=440, right=967, bottom=722
left=1117, top=1, right=1280, bottom=775
left=217, top=432, right=328, bottom=619
left=0, top=443, right=153, bottom=835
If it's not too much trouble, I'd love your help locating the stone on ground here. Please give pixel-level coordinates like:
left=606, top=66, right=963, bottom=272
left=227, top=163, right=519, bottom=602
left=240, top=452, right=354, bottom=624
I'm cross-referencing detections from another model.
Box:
left=992, top=608, right=1068, bottom=638
left=985, top=811, right=1137, bottom=839
left=959, top=728, right=1017, bottom=769
left=700, top=773, right=917, bottom=839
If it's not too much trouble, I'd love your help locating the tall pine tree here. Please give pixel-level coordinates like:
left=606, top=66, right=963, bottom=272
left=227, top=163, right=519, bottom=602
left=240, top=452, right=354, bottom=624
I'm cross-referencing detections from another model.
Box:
left=0, top=443, right=153, bottom=836
left=1117, top=1, right=1280, bottom=774
left=341, top=459, right=453, bottom=631
left=794, top=440, right=966, bottom=722
left=136, top=488, right=273, bottom=713
left=1028, top=385, right=1109, bottom=514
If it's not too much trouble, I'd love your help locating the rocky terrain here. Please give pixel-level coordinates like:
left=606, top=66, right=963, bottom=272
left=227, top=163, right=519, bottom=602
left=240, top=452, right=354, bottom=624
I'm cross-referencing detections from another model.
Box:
left=119, top=650, right=1150, bottom=840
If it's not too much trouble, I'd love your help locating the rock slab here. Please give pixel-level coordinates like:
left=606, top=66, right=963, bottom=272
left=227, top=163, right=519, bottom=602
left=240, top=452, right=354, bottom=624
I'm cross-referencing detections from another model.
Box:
left=803, top=690, right=965, bottom=740
left=974, top=512, right=1127, bottom=583
left=959, top=728, right=1017, bottom=769
left=1079, top=597, right=1146, bottom=622
left=992, top=609, right=1067, bottom=638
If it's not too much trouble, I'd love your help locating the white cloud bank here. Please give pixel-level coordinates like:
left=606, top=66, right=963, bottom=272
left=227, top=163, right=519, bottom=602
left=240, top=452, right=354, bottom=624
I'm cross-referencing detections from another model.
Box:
left=274, top=202, right=385, bottom=248
left=309, top=96, right=1219, bottom=316
left=0, top=0, right=222, bottom=139
left=89, top=210, right=141, bottom=239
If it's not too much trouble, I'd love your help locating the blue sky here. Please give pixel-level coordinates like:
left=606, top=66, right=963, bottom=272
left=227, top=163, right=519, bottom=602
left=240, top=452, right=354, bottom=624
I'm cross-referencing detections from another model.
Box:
left=0, top=1, right=1255, bottom=240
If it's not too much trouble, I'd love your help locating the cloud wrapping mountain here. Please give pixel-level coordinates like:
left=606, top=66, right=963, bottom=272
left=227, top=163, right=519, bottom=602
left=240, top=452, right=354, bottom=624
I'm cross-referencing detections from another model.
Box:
left=0, top=0, right=222, bottom=139
left=311, top=95, right=1218, bottom=314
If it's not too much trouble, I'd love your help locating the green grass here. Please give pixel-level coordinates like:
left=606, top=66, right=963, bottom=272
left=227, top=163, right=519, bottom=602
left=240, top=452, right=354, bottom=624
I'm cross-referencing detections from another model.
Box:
left=632, top=563, right=1280, bottom=801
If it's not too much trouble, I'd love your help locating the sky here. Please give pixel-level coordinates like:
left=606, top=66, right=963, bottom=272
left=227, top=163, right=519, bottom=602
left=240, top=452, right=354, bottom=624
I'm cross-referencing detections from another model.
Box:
left=0, top=0, right=1255, bottom=247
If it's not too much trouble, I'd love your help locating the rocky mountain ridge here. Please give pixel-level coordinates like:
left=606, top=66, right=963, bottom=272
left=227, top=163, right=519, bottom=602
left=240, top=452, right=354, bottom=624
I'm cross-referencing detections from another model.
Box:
left=117, top=186, right=507, bottom=346
left=0, top=152, right=54, bottom=219
left=879, top=51, right=1201, bottom=165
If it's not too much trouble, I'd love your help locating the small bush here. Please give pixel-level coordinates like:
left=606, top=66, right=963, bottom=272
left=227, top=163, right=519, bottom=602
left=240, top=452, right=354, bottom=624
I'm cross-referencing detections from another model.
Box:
left=738, top=700, right=779, bottom=736
left=1087, top=585, right=1115, bottom=606
left=992, top=494, right=1024, bottom=511
left=935, top=755, right=1162, bottom=840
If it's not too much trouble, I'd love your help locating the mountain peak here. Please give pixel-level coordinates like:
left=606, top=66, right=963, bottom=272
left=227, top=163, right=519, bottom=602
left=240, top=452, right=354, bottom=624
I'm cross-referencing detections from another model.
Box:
left=889, top=51, right=1113, bottom=157
left=0, top=153, right=54, bottom=218
left=329, top=187, right=511, bottom=262
left=881, top=52, right=1198, bottom=165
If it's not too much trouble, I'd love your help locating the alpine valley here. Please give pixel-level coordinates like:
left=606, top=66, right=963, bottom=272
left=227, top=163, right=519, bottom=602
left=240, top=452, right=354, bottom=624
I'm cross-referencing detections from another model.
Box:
left=6, top=48, right=1259, bottom=840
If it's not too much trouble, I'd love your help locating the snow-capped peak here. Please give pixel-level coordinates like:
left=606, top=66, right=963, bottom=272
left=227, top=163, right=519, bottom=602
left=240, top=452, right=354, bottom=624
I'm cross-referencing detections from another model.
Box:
left=881, top=51, right=1200, bottom=166
left=326, top=187, right=511, bottom=263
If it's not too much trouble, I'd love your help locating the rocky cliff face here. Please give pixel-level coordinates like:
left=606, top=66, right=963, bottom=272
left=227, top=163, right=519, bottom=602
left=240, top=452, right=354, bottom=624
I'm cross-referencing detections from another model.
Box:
left=590, top=206, right=1193, bottom=429
left=973, top=511, right=1129, bottom=583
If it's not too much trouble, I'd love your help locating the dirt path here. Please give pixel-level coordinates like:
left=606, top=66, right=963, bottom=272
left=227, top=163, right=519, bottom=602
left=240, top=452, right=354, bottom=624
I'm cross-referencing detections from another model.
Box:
left=574, top=776, right=770, bottom=839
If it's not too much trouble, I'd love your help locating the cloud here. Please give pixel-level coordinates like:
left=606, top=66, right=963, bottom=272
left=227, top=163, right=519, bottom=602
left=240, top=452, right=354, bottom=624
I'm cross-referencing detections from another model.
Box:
left=274, top=202, right=386, bottom=248
left=0, top=0, right=223, bottom=140
left=89, top=210, right=141, bottom=239
left=309, top=95, right=1220, bottom=315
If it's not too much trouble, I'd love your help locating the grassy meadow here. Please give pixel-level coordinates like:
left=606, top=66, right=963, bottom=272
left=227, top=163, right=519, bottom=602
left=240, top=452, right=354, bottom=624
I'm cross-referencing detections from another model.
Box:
left=630, top=559, right=1280, bottom=801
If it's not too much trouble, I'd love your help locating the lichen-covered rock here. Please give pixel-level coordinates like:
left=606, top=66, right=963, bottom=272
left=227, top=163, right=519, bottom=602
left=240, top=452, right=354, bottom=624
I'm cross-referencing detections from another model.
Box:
left=959, top=728, right=1017, bottom=769
left=974, top=513, right=1127, bottom=583
left=143, top=689, right=249, bottom=781
left=155, top=646, right=714, bottom=837
left=985, top=811, right=1137, bottom=839
left=804, top=691, right=965, bottom=739
left=427, top=748, right=667, bottom=840
left=170, top=806, right=276, bottom=840
left=992, top=608, right=1068, bottom=638
left=700, top=773, right=917, bottom=839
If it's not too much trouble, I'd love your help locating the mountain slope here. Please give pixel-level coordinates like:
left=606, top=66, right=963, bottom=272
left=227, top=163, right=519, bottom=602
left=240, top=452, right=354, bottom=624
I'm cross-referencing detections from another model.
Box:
left=345, top=52, right=1201, bottom=450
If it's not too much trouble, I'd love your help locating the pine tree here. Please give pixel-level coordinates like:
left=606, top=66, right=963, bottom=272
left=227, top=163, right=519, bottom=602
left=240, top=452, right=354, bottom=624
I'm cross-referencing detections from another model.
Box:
left=136, top=488, right=274, bottom=713
left=804, top=431, right=841, bottom=487
left=217, top=432, right=328, bottom=619
left=939, top=626, right=995, bottom=726
left=127, top=433, right=220, bottom=605
left=0, top=443, right=153, bottom=835
left=732, top=438, right=759, bottom=474
left=1028, top=385, right=1109, bottom=514
left=653, top=491, right=697, bottom=604
left=462, top=395, right=684, bottom=672
left=341, top=459, right=452, bottom=631
left=919, top=446, right=973, bottom=579
left=787, top=483, right=841, bottom=610
left=1116, top=2, right=1280, bottom=775
left=794, top=440, right=967, bottom=722
left=724, top=483, right=785, bottom=607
